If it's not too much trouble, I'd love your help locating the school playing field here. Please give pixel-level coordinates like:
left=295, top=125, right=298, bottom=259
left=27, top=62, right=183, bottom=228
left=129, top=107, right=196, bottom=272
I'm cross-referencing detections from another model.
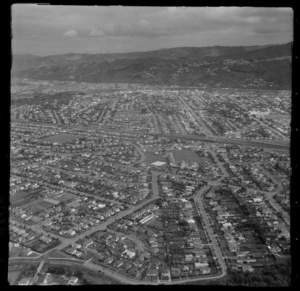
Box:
left=172, top=150, right=206, bottom=163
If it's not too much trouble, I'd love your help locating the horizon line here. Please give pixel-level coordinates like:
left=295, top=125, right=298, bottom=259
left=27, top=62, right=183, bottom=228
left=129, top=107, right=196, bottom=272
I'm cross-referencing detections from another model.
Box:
left=13, top=41, right=292, bottom=58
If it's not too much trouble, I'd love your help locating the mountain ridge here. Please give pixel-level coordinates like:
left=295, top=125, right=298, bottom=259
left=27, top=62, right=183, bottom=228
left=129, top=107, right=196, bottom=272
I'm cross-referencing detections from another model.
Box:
left=12, top=42, right=292, bottom=90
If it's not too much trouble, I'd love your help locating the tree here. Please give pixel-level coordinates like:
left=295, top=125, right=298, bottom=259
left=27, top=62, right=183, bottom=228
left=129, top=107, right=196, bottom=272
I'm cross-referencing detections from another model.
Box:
left=74, top=270, right=83, bottom=279
left=264, top=275, right=273, bottom=286
left=252, top=282, right=268, bottom=287
left=48, top=265, right=65, bottom=275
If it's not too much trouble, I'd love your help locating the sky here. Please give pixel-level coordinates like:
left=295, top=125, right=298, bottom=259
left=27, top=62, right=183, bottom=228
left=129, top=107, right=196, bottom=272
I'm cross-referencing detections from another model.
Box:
left=12, top=5, right=293, bottom=56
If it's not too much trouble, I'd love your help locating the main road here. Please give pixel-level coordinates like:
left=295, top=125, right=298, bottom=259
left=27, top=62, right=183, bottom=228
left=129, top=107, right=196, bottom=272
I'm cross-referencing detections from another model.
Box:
left=13, top=120, right=289, bottom=150
left=9, top=255, right=227, bottom=285
left=9, top=171, right=229, bottom=285
left=178, top=95, right=215, bottom=136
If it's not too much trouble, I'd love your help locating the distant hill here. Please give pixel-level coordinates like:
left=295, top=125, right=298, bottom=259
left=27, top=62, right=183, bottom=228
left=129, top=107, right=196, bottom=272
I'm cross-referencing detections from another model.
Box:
left=11, top=42, right=292, bottom=90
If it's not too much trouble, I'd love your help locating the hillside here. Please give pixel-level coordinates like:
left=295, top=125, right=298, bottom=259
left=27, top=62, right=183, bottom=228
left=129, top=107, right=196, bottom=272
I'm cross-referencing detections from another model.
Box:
left=11, top=42, right=292, bottom=89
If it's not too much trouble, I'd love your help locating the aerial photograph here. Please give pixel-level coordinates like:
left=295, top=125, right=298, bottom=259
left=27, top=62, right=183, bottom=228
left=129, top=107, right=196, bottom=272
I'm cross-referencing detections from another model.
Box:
left=9, top=5, right=291, bottom=286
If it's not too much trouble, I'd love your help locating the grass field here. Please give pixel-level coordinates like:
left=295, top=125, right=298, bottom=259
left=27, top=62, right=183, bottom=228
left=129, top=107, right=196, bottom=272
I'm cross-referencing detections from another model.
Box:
left=47, top=250, right=74, bottom=259
left=8, top=270, right=21, bottom=285
left=146, top=219, right=164, bottom=230
left=82, top=272, right=122, bottom=285
left=172, top=150, right=203, bottom=163
left=144, top=152, right=167, bottom=163
left=23, top=200, right=53, bottom=214
left=45, top=134, right=83, bottom=144
left=9, top=246, right=25, bottom=258
left=47, top=263, right=122, bottom=285
left=181, top=274, right=230, bottom=285
left=265, top=114, right=290, bottom=120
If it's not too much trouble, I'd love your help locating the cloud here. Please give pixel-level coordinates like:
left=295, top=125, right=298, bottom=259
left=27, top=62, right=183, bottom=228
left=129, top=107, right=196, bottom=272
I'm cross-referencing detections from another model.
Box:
left=89, top=28, right=105, bottom=37
left=13, top=6, right=293, bottom=39
left=253, top=26, right=281, bottom=34
left=244, top=16, right=261, bottom=24
left=64, top=29, right=78, bottom=37
left=12, top=6, right=293, bottom=55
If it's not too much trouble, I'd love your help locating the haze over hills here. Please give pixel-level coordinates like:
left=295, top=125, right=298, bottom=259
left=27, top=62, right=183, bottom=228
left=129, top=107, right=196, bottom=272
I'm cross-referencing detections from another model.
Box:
left=12, top=42, right=292, bottom=90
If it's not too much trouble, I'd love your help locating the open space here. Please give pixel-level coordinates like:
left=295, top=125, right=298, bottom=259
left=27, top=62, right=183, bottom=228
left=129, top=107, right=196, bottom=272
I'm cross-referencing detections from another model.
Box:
left=44, top=134, right=84, bottom=144
left=8, top=270, right=21, bottom=285
left=10, top=5, right=291, bottom=286
left=172, top=150, right=204, bottom=163
left=144, top=152, right=168, bottom=164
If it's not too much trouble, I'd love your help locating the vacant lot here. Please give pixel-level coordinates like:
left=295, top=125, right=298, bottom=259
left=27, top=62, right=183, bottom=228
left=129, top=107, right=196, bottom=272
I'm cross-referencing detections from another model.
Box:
left=82, top=272, right=122, bottom=285
left=144, top=152, right=167, bottom=163
left=172, top=150, right=204, bottom=163
left=265, top=114, right=290, bottom=120
left=8, top=270, right=21, bottom=285
left=45, top=134, right=83, bottom=144
left=146, top=218, right=164, bottom=230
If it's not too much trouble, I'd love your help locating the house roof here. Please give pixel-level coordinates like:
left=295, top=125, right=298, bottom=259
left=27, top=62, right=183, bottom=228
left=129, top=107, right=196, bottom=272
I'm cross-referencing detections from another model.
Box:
left=151, top=161, right=166, bottom=166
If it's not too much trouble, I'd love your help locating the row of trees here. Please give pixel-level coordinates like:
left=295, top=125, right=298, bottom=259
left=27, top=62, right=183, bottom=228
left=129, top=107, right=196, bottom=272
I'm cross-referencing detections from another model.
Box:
left=46, top=265, right=90, bottom=284
left=226, top=258, right=291, bottom=287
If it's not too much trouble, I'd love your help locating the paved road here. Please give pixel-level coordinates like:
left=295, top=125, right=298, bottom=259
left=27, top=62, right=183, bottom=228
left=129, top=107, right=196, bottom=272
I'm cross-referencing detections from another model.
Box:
left=193, top=186, right=227, bottom=277
left=173, top=115, right=187, bottom=135
left=9, top=256, right=83, bottom=263
left=55, top=174, right=160, bottom=251
left=128, top=141, right=145, bottom=164
left=11, top=219, right=63, bottom=243
left=53, top=110, right=62, bottom=126
left=205, top=177, right=290, bottom=228
left=11, top=118, right=289, bottom=283
left=13, top=120, right=289, bottom=150
left=107, top=229, right=145, bottom=253
left=31, top=260, right=45, bottom=284
left=151, top=171, right=160, bottom=200
left=45, top=165, right=129, bottom=187
left=83, top=260, right=227, bottom=285
left=207, top=149, right=229, bottom=178
left=12, top=170, right=161, bottom=252
left=10, top=255, right=226, bottom=285
left=178, top=95, right=214, bottom=136
left=252, top=115, right=288, bottom=140
left=10, top=171, right=230, bottom=285
left=12, top=174, right=123, bottom=207
left=96, top=106, right=107, bottom=124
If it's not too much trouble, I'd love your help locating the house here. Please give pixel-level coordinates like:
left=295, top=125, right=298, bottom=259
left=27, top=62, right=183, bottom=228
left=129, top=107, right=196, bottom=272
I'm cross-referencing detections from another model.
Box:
left=228, top=242, right=238, bottom=253
left=18, top=278, right=32, bottom=285
left=114, top=260, right=124, bottom=268
left=128, top=267, right=139, bottom=277
left=200, top=265, right=210, bottom=274
left=170, top=267, right=180, bottom=278
left=105, top=257, right=114, bottom=264
left=149, top=237, right=157, bottom=244
left=147, top=229, right=158, bottom=237
left=150, top=247, right=159, bottom=254
left=67, top=277, right=79, bottom=285
left=140, top=251, right=151, bottom=261
left=146, top=269, right=158, bottom=277
left=241, top=264, right=254, bottom=272
left=161, top=268, right=171, bottom=280
left=96, top=253, right=105, bottom=261
left=185, top=254, right=194, bottom=262
left=83, top=238, right=93, bottom=248
left=122, top=249, right=136, bottom=259
left=68, top=229, right=76, bottom=236
left=123, top=262, right=132, bottom=270
left=195, top=261, right=209, bottom=269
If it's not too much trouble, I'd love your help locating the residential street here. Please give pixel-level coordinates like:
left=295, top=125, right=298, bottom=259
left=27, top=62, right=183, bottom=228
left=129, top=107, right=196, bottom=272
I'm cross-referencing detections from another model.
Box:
left=193, top=186, right=227, bottom=277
